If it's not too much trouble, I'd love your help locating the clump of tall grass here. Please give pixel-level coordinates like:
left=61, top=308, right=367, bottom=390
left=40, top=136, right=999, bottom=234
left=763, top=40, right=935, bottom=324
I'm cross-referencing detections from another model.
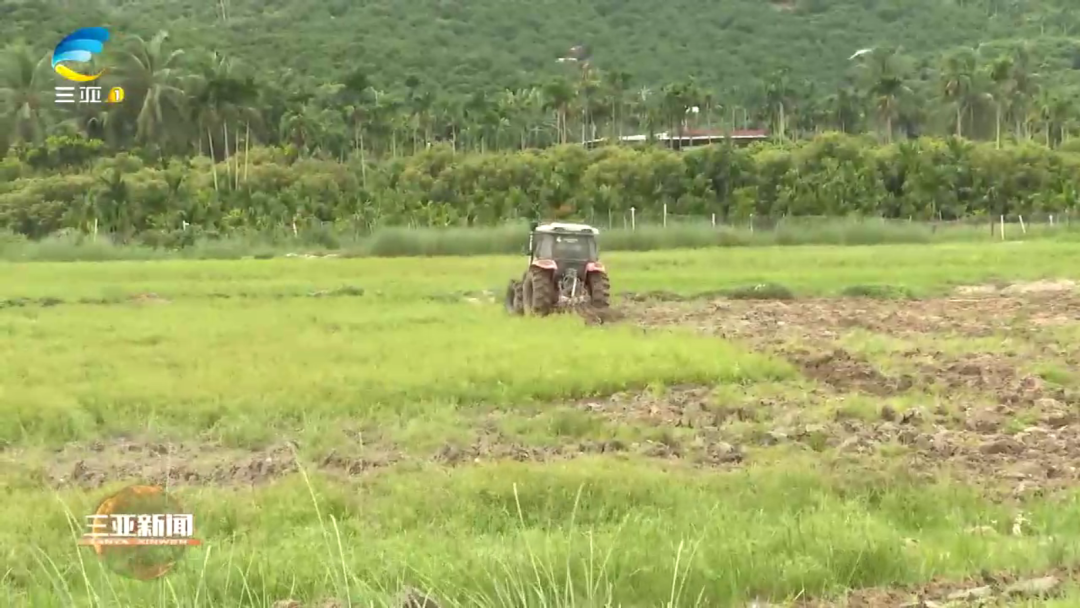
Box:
left=364, top=225, right=526, bottom=257
left=0, top=231, right=167, bottom=262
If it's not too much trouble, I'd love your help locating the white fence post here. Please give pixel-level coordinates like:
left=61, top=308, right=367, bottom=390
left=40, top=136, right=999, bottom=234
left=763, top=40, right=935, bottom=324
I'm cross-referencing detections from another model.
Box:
left=1018, top=215, right=1026, bottom=234
left=631, top=207, right=636, bottom=231
left=663, top=204, right=667, bottom=227
left=1000, top=215, right=1005, bottom=241
left=711, top=213, right=716, bottom=227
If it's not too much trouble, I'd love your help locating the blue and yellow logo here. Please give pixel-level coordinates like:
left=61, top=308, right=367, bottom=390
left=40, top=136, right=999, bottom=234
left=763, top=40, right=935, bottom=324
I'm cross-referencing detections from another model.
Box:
left=52, top=27, right=110, bottom=83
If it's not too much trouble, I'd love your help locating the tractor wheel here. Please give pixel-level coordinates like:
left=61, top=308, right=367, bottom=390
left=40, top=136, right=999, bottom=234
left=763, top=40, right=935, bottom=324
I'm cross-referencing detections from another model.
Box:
left=504, top=280, right=524, bottom=315
left=586, top=271, right=611, bottom=308
left=526, top=267, right=557, bottom=316
left=521, top=272, right=533, bottom=314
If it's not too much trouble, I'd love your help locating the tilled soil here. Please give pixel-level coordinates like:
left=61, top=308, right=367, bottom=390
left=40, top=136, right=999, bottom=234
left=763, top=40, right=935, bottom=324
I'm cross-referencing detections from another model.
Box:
left=625, top=286, right=1080, bottom=344
left=41, top=440, right=303, bottom=488
left=18, top=439, right=401, bottom=489
left=270, top=570, right=1075, bottom=608
left=794, top=568, right=1074, bottom=607
left=605, top=285, right=1080, bottom=495
left=28, top=429, right=639, bottom=490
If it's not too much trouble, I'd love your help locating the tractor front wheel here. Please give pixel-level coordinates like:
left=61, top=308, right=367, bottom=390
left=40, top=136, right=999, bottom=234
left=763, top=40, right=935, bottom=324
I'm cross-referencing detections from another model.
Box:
left=526, top=267, right=557, bottom=316
left=586, top=271, right=610, bottom=308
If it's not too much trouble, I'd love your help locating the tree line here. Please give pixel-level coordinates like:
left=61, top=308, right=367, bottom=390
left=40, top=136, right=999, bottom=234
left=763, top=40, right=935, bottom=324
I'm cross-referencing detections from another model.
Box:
left=2, top=133, right=1078, bottom=246
left=1, top=32, right=1079, bottom=163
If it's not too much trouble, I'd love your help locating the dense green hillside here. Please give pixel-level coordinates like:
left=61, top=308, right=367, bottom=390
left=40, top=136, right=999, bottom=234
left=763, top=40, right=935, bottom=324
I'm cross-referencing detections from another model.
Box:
left=3, top=0, right=1080, bottom=172
left=4, top=0, right=1079, bottom=95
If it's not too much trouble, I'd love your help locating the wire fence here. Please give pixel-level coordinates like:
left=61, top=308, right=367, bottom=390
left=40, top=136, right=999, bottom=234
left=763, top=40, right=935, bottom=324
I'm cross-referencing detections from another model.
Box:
left=579, top=207, right=1080, bottom=237
left=159, top=207, right=1080, bottom=245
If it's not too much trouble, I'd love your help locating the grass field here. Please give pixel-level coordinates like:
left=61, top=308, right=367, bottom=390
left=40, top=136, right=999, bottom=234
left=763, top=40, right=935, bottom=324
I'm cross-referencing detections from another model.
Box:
left=3, top=216, right=1079, bottom=262
left=3, top=241, right=1080, bottom=607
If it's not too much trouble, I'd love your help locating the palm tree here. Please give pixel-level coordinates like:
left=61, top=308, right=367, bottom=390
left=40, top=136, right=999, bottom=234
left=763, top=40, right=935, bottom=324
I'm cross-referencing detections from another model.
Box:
left=603, top=70, right=631, bottom=140
left=0, top=44, right=51, bottom=147
left=279, top=104, right=318, bottom=151
left=117, top=31, right=187, bottom=148
left=542, top=78, right=574, bottom=144
left=659, top=79, right=703, bottom=147
left=186, top=51, right=260, bottom=189
left=364, top=89, right=400, bottom=157
left=761, top=69, right=795, bottom=141
left=939, top=49, right=980, bottom=138
left=984, top=54, right=1013, bottom=148
left=576, top=64, right=602, bottom=143
left=854, top=47, right=913, bottom=143
left=824, top=85, right=863, bottom=133
left=1006, top=43, right=1040, bottom=141
left=258, top=67, right=311, bottom=147
left=407, top=87, right=435, bottom=152
left=724, top=84, right=749, bottom=131
left=791, top=78, right=821, bottom=136
left=1031, top=88, right=1074, bottom=147
left=462, top=91, right=495, bottom=152
left=498, top=87, right=542, bottom=149
left=631, top=85, right=664, bottom=140
left=431, top=96, right=464, bottom=151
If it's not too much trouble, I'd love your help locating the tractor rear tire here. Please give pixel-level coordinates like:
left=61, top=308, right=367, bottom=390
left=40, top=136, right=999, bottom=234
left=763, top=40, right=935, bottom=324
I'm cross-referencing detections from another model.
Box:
left=586, top=271, right=610, bottom=308
left=527, top=267, right=557, bottom=316
left=505, top=280, right=524, bottom=315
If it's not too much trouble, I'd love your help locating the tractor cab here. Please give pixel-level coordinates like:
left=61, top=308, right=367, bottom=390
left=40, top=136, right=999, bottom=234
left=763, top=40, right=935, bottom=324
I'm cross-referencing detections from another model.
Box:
left=529, top=222, right=600, bottom=273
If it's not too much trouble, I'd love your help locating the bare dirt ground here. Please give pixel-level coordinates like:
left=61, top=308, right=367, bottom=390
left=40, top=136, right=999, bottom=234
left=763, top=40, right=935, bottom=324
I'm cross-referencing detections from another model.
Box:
left=19, top=439, right=405, bottom=489
left=792, top=568, right=1073, bottom=607
left=609, top=282, right=1080, bottom=496
left=268, top=569, right=1075, bottom=608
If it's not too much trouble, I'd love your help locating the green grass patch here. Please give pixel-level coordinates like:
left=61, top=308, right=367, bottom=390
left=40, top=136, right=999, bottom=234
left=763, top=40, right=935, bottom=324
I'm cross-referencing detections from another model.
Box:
left=5, top=241, right=1080, bottom=303
left=835, top=329, right=1035, bottom=376
left=3, top=460, right=1080, bottom=607
left=1035, top=363, right=1080, bottom=389
left=0, top=299, right=791, bottom=448
left=839, top=284, right=917, bottom=299
left=721, top=282, right=796, bottom=300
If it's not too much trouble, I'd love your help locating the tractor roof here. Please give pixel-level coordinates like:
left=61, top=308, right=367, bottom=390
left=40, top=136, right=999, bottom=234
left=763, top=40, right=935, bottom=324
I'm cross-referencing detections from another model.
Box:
left=535, top=222, right=599, bottom=235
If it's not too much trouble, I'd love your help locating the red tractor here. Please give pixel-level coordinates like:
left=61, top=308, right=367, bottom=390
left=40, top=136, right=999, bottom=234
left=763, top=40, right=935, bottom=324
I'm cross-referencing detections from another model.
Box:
left=505, top=221, right=611, bottom=316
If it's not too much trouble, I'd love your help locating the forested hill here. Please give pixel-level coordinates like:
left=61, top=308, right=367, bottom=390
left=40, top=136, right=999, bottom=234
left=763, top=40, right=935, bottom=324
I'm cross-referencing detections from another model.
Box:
left=3, top=0, right=1079, bottom=96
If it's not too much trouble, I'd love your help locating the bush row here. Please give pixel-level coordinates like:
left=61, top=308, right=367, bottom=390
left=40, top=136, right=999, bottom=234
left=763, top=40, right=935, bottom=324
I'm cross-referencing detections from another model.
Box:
left=2, top=133, right=1080, bottom=246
